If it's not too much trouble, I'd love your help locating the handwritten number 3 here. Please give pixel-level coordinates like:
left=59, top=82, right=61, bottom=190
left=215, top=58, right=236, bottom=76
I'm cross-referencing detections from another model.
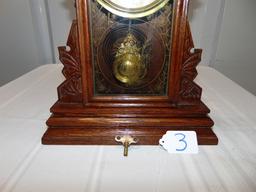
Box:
left=175, top=133, right=187, bottom=152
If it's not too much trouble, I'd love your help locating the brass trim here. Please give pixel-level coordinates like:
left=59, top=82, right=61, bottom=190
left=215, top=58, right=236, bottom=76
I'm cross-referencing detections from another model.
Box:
left=96, top=0, right=170, bottom=18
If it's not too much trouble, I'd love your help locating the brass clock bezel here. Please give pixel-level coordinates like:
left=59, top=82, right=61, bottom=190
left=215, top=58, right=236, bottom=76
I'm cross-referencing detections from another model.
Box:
left=96, top=0, right=170, bottom=18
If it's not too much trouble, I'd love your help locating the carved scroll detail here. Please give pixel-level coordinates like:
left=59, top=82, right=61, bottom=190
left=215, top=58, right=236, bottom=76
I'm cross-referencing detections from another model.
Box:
left=179, top=22, right=202, bottom=101
left=58, top=20, right=82, bottom=102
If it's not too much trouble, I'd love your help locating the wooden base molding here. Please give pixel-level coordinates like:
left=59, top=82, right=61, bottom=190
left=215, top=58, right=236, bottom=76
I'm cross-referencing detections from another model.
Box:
left=42, top=101, right=218, bottom=145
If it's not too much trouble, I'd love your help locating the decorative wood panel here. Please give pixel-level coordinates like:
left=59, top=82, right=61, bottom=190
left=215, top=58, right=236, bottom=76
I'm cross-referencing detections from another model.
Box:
left=57, top=20, right=82, bottom=102
left=179, top=22, right=202, bottom=102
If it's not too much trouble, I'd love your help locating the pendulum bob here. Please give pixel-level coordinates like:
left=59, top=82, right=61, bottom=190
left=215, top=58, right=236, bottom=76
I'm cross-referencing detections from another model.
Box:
left=113, top=33, right=147, bottom=86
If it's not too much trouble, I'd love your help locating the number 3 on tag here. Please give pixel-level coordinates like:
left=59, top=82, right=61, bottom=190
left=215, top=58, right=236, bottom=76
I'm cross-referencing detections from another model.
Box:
left=159, top=131, right=199, bottom=154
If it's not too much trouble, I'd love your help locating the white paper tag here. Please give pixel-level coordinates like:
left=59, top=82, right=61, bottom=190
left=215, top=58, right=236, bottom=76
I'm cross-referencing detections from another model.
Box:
left=159, top=131, right=199, bottom=154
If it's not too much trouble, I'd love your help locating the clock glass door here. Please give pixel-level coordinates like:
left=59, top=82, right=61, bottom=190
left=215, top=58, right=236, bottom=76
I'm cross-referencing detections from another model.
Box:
left=88, top=0, right=174, bottom=96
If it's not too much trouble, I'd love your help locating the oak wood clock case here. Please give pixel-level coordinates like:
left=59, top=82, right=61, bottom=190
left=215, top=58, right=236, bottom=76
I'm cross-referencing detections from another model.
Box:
left=42, top=0, right=218, bottom=145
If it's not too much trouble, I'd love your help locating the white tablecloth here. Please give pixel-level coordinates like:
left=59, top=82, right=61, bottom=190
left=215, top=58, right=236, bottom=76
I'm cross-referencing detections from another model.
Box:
left=0, top=64, right=256, bottom=192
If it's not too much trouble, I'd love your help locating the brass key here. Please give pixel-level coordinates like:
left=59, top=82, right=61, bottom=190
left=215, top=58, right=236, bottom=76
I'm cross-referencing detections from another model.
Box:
left=115, top=135, right=138, bottom=157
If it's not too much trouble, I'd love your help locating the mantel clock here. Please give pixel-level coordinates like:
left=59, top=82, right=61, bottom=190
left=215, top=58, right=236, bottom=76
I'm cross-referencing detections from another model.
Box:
left=42, top=0, right=218, bottom=154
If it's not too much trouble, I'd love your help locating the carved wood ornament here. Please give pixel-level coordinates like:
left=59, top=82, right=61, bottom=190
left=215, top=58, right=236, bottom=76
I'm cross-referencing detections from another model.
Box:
left=42, top=0, right=218, bottom=147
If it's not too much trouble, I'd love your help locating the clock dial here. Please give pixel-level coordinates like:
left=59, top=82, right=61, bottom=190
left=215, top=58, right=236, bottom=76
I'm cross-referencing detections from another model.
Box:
left=107, top=0, right=159, bottom=8
left=97, top=0, right=169, bottom=18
